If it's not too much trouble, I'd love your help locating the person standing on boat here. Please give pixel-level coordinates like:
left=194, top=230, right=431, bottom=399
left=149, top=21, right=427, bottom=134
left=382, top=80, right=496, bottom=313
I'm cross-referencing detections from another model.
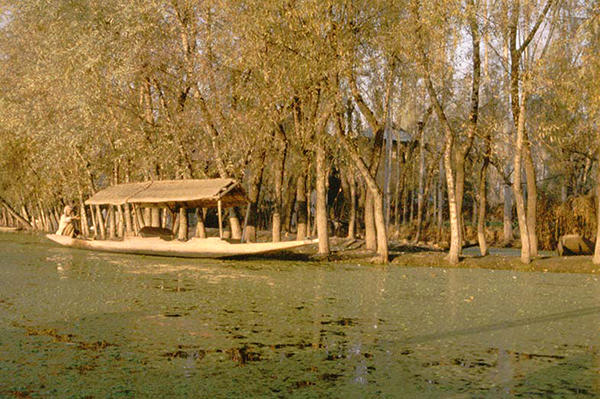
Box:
left=56, top=205, right=79, bottom=237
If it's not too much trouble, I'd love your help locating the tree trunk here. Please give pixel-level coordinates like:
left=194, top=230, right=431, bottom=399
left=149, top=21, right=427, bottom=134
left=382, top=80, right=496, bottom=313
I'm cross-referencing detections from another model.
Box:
left=78, top=194, right=89, bottom=237
left=593, top=145, right=600, bottom=264
left=284, top=183, right=296, bottom=234
left=53, top=208, right=61, bottom=231
left=96, top=205, right=106, bottom=240
left=9, top=208, right=15, bottom=226
left=5, top=207, right=13, bottom=226
left=229, top=209, right=242, bottom=240
left=454, top=4, right=481, bottom=251
left=178, top=207, right=188, bottom=241
left=394, top=143, right=404, bottom=228
left=108, top=206, right=116, bottom=239
left=409, top=189, right=415, bottom=225
left=195, top=209, right=206, bottom=238
left=134, top=205, right=145, bottom=231
left=161, top=208, right=168, bottom=230
left=455, top=158, right=466, bottom=250
left=244, top=154, right=265, bottom=243
left=42, top=208, right=49, bottom=231
left=523, top=139, right=538, bottom=257
left=172, top=212, right=180, bottom=236
left=117, top=206, right=125, bottom=238
left=272, top=136, right=287, bottom=242
left=443, top=130, right=460, bottom=264
left=123, top=204, right=133, bottom=236
left=316, top=143, right=330, bottom=255
left=513, top=97, right=531, bottom=264
left=37, top=202, right=48, bottom=231
left=373, top=190, right=388, bottom=262
left=272, top=208, right=282, bottom=242
left=244, top=203, right=258, bottom=243
left=307, top=169, right=314, bottom=237
left=503, top=176, right=514, bottom=243
left=437, top=157, right=444, bottom=242
left=0, top=197, right=33, bottom=229
left=402, top=180, right=409, bottom=225
left=48, top=209, right=55, bottom=231
left=505, top=0, right=552, bottom=261
left=477, top=156, right=490, bottom=256
left=90, top=205, right=98, bottom=238
left=414, top=121, right=426, bottom=243
left=20, top=205, right=31, bottom=226
left=334, top=116, right=388, bottom=262
left=364, top=191, right=376, bottom=250
left=296, top=173, right=308, bottom=240
left=347, top=170, right=356, bottom=239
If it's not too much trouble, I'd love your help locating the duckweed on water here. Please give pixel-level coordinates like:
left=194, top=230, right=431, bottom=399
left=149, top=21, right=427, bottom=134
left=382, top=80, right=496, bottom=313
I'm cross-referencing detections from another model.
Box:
left=1, top=232, right=600, bottom=398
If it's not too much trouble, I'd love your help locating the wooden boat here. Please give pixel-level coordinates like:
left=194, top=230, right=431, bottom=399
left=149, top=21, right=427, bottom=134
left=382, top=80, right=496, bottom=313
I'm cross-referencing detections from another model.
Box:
left=46, top=178, right=318, bottom=258
left=46, top=234, right=318, bottom=258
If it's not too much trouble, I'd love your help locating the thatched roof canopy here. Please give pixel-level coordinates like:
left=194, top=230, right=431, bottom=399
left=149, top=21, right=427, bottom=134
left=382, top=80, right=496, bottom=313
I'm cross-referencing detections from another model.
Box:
left=85, top=182, right=152, bottom=206
left=85, top=179, right=248, bottom=208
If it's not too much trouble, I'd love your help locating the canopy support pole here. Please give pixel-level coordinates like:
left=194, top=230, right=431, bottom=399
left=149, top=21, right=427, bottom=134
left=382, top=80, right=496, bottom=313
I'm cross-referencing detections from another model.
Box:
left=241, top=202, right=251, bottom=243
left=218, top=200, right=223, bottom=239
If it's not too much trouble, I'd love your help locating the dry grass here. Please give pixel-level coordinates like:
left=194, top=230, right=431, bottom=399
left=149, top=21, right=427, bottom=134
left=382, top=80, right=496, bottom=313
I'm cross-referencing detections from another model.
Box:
left=538, top=194, right=597, bottom=250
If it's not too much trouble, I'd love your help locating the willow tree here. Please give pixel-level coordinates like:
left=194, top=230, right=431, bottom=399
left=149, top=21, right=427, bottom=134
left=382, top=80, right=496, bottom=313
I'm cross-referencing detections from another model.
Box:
left=569, top=3, right=600, bottom=263
left=505, top=0, right=555, bottom=263
left=411, top=0, right=483, bottom=264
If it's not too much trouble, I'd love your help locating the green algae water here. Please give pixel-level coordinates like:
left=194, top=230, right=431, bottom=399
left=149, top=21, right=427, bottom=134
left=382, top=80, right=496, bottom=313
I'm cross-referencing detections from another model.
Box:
left=2, top=233, right=600, bottom=398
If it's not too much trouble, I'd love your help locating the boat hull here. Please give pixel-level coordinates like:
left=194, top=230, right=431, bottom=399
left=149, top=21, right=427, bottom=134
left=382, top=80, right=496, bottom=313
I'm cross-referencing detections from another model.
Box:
left=46, top=234, right=318, bottom=258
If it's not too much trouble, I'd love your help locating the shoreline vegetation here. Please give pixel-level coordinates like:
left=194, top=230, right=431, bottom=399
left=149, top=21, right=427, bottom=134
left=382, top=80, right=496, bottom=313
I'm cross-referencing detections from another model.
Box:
left=0, top=2, right=599, bottom=266
left=296, top=237, right=600, bottom=275
left=2, top=229, right=598, bottom=275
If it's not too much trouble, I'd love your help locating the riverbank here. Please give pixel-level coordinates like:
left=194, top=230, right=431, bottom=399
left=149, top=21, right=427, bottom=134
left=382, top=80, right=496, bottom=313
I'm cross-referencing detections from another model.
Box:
left=390, top=251, right=600, bottom=274
left=4, top=230, right=598, bottom=274
left=296, top=237, right=600, bottom=274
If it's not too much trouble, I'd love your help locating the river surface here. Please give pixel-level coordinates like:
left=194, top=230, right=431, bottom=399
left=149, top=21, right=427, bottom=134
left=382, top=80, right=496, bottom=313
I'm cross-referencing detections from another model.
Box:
left=1, top=233, right=600, bottom=398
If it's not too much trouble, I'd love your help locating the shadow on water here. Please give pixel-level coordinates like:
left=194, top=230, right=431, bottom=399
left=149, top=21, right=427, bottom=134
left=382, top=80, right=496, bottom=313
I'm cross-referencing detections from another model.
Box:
left=225, top=251, right=313, bottom=262
left=401, top=305, right=600, bottom=345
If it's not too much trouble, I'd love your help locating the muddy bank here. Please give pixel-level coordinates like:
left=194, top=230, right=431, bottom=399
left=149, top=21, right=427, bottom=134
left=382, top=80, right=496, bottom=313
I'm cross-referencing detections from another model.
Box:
left=389, top=251, right=600, bottom=274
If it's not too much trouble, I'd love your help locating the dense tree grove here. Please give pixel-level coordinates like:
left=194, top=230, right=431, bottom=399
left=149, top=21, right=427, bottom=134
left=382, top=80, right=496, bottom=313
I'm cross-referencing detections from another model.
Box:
left=0, top=0, right=598, bottom=264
